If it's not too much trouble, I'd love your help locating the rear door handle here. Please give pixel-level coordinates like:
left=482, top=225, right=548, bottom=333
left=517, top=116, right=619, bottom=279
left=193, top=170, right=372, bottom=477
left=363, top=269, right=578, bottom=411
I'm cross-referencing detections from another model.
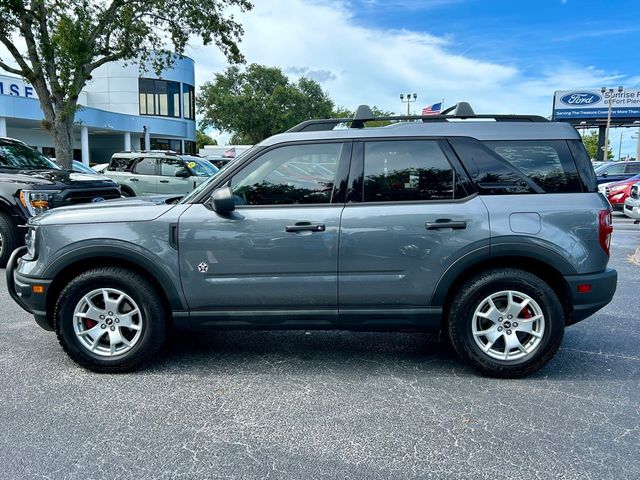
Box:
left=285, top=222, right=326, bottom=233
left=159, top=180, right=169, bottom=183
left=129, top=178, right=139, bottom=182
left=425, top=220, right=467, bottom=230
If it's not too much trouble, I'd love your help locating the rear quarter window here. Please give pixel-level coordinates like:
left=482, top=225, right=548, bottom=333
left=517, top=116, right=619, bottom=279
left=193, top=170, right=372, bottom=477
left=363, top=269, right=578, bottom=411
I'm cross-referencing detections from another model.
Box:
left=483, top=140, right=583, bottom=193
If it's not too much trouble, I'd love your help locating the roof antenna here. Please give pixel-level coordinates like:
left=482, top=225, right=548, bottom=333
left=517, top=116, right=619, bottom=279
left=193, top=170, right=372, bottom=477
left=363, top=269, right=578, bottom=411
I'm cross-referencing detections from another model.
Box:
left=440, top=102, right=475, bottom=116
left=351, top=105, right=375, bottom=128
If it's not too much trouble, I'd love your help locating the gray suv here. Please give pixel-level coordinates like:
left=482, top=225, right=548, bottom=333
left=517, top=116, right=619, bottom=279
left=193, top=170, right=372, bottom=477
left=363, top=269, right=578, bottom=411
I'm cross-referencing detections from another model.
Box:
left=7, top=104, right=617, bottom=377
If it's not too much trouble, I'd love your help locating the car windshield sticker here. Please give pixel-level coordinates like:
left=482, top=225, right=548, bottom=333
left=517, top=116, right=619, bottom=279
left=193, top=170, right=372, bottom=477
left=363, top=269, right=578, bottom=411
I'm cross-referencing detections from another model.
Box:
left=187, top=161, right=197, bottom=169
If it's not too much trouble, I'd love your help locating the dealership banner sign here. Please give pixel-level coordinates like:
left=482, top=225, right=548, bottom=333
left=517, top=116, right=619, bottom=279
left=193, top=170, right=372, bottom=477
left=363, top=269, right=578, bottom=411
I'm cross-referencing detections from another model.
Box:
left=553, top=89, right=640, bottom=121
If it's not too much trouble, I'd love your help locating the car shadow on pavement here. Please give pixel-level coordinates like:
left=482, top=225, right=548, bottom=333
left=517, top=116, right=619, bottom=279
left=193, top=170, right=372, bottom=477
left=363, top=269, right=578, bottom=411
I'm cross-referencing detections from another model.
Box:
left=152, top=328, right=638, bottom=382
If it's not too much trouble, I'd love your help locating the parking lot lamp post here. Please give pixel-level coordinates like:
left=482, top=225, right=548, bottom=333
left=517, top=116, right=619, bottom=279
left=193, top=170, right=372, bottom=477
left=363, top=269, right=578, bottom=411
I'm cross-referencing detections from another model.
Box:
left=601, top=86, right=623, bottom=160
left=400, top=93, right=417, bottom=116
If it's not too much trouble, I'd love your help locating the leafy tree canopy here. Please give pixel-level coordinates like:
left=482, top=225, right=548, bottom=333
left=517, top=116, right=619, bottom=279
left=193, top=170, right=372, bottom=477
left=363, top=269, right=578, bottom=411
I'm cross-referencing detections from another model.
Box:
left=582, top=130, right=612, bottom=160
left=0, top=0, right=252, bottom=168
left=196, top=127, right=217, bottom=150
left=197, top=64, right=335, bottom=144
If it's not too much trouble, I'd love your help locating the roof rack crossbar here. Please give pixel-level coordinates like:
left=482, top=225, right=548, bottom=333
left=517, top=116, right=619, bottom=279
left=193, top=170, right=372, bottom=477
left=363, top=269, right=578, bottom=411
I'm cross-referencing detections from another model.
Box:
left=286, top=104, right=549, bottom=133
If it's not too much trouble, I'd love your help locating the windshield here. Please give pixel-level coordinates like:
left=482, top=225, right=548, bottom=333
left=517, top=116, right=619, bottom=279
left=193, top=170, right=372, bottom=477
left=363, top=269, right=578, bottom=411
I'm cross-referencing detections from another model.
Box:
left=72, top=160, right=97, bottom=174
left=181, top=156, right=219, bottom=177
left=0, top=142, right=59, bottom=169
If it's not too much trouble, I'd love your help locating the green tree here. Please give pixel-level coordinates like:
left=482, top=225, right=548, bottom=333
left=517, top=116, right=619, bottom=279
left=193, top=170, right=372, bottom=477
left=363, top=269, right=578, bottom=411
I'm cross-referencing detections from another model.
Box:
left=582, top=131, right=612, bottom=160
left=0, top=0, right=252, bottom=169
left=196, top=128, right=217, bottom=150
left=198, top=64, right=335, bottom=144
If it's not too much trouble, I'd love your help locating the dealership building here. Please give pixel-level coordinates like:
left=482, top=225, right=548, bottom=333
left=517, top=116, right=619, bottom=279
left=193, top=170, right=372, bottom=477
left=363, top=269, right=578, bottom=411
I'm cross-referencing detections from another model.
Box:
left=0, top=56, right=196, bottom=164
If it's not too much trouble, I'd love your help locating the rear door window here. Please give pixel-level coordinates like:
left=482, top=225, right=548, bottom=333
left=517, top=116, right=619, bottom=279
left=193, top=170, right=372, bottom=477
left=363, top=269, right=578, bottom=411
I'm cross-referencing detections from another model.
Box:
left=133, top=157, right=158, bottom=175
left=363, top=140, right=466, bottom=202
left=625, top=163, right=640, bottom=174
left=483, top=140, right=582, bottom=193
left=108, top=157, right=137, bottom=172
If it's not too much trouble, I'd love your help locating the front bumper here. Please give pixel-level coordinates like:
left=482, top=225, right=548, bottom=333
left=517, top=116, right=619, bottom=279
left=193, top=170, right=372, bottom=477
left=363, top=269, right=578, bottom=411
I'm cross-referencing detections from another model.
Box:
left=6, top=247, right=52, bottom=330
left=623, top=197, right=640, bottom=220
left=564, top=268, right=617, bottom=325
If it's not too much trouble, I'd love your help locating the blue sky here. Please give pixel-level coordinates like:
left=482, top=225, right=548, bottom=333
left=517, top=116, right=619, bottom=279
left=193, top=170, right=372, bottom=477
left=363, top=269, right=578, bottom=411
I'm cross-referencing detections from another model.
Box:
left=184, top=0, right=639, bottom=154
left=349, top=0, right=637, bottom=76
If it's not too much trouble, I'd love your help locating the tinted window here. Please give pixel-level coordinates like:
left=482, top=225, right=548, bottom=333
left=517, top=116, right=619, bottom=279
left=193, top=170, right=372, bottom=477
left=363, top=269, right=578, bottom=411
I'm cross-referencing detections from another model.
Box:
left=567, top=140, right=597, bottom=192
left=108, top=156, right=137, bottom=172
left=483, top=141, right=582, bottom=193
left=139, top=78, right=181, bottom=118
left=133, top=158, right=157, bottom=175
left=625, top=163, right=640, bottom=174
left=600, top=163, right=625, bottom=175
left=363, top=140, right=461, bottom=202
left=231, top=143, right=341, bottom=205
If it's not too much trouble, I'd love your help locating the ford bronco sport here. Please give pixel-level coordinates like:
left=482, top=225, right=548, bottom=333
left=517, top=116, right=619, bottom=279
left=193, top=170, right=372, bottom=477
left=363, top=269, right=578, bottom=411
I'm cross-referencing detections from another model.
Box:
left=7, top=104, right=617, bottom=377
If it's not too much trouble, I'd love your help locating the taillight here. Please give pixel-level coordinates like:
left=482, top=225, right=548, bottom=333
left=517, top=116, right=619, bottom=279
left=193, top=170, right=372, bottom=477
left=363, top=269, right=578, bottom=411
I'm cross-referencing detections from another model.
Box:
left=598, top=209, right=613, bottom=256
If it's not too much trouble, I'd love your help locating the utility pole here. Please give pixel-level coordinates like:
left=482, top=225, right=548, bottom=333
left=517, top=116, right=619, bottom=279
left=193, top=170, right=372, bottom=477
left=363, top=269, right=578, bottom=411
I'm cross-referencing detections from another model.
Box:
left=601, top=85, right=623, bottom=160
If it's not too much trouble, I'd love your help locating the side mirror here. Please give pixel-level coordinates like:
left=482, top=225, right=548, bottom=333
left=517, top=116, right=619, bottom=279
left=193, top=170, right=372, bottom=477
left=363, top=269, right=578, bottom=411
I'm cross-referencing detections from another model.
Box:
left=211, top=187, right=235, bottom=213
left=601, top=172, right=608, bottom=177
left=175, top=168, right=190, bottom=178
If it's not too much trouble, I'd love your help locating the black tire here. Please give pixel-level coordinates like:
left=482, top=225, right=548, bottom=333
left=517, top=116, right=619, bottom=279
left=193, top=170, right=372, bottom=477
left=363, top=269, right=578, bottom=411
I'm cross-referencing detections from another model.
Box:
left=120, top=187, right=135, bottom=197
left=54, top=267, right=167, bottom=373
left=447, top=269, right=564, bottom=378
left=0, top=213, right=20, bottom=268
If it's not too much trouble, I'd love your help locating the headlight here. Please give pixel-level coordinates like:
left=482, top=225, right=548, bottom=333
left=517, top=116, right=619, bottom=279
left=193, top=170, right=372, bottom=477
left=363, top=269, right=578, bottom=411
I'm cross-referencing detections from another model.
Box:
left=24, top=226, right=38, bottom=261
left=19, top=190, right=56, bottom=216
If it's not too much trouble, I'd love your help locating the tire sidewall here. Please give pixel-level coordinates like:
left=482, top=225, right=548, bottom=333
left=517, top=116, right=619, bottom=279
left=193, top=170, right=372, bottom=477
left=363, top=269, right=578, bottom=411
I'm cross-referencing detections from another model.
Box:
left=450, top=270, right=564, bottom=375
left=55, top=270, right=165, bottom=370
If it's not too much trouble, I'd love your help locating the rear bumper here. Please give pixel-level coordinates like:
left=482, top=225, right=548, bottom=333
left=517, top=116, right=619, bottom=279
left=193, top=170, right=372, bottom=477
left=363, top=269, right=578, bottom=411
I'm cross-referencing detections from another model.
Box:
left=564, top=268, right=617, bottom=325
left=6, top=247, right=52, bottom=330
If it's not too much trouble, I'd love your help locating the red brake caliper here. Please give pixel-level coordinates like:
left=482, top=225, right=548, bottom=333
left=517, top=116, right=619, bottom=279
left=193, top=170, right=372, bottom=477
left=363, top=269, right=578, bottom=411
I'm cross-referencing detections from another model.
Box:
left=84, top=319, right=98, bottom=329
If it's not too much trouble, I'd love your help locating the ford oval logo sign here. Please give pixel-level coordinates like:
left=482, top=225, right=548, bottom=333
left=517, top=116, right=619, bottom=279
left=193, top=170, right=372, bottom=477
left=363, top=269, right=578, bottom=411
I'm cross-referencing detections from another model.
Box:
left=560, top=92, right=602, bottom=106
left=92, top=197, right=105, bottom=203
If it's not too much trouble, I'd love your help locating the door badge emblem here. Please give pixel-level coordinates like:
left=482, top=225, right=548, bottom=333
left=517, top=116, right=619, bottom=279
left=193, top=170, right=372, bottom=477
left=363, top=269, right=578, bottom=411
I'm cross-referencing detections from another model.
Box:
left=198, top=262, right=208, bottom=273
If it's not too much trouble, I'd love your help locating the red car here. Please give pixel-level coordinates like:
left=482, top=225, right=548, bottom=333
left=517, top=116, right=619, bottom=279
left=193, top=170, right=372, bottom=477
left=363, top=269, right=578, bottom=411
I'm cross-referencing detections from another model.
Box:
left=605, top=173, right=640, bottom=210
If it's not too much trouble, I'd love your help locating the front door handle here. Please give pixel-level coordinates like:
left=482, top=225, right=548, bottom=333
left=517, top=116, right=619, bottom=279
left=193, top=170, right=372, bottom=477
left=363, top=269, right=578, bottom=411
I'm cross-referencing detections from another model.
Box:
left=129, top=178, right=139, bottom=182
left=285, top=222, right=326, bottom=233
left=426, top=220, right=467, bottom=230
left=159, top=180, right=169, bottom=183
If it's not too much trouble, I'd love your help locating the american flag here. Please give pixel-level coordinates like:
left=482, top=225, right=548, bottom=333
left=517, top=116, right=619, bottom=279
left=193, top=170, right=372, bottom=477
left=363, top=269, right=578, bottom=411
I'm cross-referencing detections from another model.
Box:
left=422, top=102, right=442, bottom=115
left=223, top=147, right=236, bottom=158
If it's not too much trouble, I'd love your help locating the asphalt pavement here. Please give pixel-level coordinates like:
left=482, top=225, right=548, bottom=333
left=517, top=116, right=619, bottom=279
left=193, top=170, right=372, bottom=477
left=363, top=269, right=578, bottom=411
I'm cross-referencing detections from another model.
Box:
left=0, top=217, right=638, bottom=479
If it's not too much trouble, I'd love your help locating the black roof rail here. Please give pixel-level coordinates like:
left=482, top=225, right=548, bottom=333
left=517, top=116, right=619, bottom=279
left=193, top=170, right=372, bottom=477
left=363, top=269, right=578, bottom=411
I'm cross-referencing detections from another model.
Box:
left=286, top=103, right=549, bottom=132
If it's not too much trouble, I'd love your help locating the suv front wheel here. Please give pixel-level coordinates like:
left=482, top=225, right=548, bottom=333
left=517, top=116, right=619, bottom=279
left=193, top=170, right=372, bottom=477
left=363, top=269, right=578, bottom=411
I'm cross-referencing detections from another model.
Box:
left=54, top=267, right=167, bottom=372
left=448, top=269, right=564, bottom=378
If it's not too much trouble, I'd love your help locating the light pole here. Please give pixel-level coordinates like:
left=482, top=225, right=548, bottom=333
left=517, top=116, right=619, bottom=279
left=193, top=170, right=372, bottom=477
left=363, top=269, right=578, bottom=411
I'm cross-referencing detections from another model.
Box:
left=601, top=85, right=623, bottom=160
left=618, top=130, right=624, bottom=161
left=400, top=93, right=417, bottom=116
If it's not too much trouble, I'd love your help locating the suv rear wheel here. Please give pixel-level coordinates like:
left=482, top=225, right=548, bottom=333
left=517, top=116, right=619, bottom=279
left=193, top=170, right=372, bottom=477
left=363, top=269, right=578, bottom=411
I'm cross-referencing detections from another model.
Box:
left=448, top=269, right=564, bottom=378
left=54, top=267, right=167, bottom=372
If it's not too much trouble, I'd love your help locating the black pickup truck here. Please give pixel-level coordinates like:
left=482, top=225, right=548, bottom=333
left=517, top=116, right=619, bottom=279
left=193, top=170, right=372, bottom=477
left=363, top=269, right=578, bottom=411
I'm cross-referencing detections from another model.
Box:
left=0, top=137, right=121, bottom=266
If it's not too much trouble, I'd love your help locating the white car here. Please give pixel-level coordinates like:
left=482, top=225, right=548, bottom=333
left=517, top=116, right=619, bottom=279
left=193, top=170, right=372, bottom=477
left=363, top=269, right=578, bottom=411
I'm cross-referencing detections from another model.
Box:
left=623, top=183, right=640, bottom=222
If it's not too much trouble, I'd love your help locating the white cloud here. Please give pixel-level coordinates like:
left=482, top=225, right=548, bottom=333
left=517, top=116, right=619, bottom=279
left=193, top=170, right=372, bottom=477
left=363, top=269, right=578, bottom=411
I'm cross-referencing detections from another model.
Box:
left=185, top=0, right=634, bottom=122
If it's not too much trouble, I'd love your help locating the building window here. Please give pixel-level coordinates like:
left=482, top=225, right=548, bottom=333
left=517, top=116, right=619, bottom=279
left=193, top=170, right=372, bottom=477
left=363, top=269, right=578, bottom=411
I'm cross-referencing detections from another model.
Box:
left=139, top=78, right=181, bottom=118
left=183, top=84, right=195, bottom=120
left=184, top=141, right=196, bottom=155
left=140, top=137, right=183, bottom=154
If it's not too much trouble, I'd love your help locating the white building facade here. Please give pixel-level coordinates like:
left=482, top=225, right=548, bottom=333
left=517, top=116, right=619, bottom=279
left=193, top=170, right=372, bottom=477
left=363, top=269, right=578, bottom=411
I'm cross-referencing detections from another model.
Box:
left=0, top=56, right=196, bottom=164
